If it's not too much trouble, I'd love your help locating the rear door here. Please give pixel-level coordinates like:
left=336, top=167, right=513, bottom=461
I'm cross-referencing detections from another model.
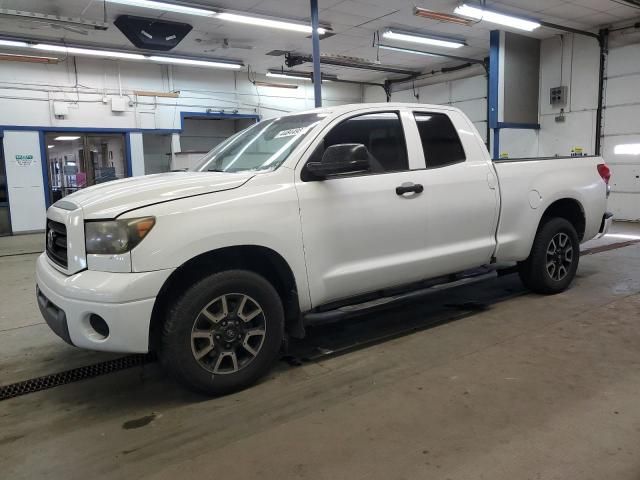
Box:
left=407, top=109, right=499, bottom=275
left=294, top=109, right=432, bottom=307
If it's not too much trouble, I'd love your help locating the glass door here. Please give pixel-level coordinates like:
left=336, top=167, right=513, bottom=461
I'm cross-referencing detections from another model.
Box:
left=45, top=133, right=126, bottom=203
left=0, top=140, right=11, bottom=235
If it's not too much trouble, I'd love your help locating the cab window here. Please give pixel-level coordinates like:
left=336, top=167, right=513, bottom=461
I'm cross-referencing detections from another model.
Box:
left=413, top=112, right=466, bottom=168
left=314, top=111, right=409, bottom=174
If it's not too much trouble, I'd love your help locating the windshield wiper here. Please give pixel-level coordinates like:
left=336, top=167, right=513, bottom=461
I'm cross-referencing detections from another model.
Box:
left=207, top=168, right=227, bottom=172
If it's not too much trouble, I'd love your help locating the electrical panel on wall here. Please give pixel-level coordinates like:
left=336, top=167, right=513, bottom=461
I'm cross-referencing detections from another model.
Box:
left=550, top=86, right=568, bottom=107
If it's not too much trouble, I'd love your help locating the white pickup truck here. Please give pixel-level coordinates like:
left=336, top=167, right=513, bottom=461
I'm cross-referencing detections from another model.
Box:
left=36, top=103, right=612, bottom=395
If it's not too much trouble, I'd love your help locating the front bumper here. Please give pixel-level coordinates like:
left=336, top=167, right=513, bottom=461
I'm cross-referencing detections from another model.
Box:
left=35, top=254, right=174, bottom=353
left=595, top=212, right=614, bottom=239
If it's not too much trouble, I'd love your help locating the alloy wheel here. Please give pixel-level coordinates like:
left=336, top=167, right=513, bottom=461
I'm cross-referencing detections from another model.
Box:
left=190, top=293, right=266, bottom=374
left=545, top=232, right=574, bottom=281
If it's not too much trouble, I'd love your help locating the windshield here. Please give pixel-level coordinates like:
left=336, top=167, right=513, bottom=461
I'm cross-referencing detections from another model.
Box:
left=193, top=113, right=326, bottom=173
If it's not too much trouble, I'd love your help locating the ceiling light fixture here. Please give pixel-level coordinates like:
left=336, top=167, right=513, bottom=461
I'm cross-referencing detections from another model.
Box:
left=48, top=145, right=55, bottom=149
left=454, top=4, right=540, bottom=31
left=106, top=1, right=328, bottom=35
left=105, top=0, right=216, bottom=17
left=0, top=52, right=59, bottom=64
left=378, top=44, right=439, bottom=57
left=382, top=29, right=465, bottom=49
left=253, top=80, right=299, bottom=89
left=0, top=37, right=243, bottom=70
left=266, top=71, right=312, bottom=81
left=54, top=136, right=81, bottom=141
left=33, top=44, right=146, bottom=60
left=217, top=12, right=326, bottom=34
left=614, top=143, right=640, bottom=155
left=149, top=56, right=242, bottom=69
left=413, top=7, right=472, bottom=26
left=0, top=39, right=29, bottom=47
left=266, top=69, right=336, bottom=82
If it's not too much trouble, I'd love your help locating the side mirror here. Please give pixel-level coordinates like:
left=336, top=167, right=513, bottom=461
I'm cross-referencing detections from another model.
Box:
left=306, top=143, right=371, bottom=179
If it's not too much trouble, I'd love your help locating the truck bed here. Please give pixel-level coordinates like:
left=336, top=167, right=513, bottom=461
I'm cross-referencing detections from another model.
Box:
left=492, top=155, right=608, bottom=262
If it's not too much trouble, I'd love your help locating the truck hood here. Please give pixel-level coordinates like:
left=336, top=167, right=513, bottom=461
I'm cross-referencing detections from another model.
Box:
left=57, top=171, right=254, bottom=219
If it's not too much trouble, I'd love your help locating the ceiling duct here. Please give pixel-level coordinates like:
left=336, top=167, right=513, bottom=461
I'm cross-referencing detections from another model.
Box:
left=285, top=52, right=419, bottom=77
left=114, top=15, right=192, bottom=51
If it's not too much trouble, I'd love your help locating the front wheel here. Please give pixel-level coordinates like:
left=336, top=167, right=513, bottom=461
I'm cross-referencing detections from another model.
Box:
left=518, top=217, right=580, bottom=294
left=160, top=270, right=284, bottom=396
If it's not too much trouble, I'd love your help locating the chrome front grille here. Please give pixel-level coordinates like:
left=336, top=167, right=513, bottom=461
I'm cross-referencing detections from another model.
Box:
left=46, top=220, right=68, bottom=268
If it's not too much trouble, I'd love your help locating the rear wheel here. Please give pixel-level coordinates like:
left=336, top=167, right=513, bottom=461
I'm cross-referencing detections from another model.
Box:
left=160, top=270, right=284, bottom=395
left=518, top=217, right=580, bottom=294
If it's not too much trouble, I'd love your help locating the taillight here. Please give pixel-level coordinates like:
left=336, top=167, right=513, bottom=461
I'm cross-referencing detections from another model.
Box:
left=597, top=163, right=611, bottom=184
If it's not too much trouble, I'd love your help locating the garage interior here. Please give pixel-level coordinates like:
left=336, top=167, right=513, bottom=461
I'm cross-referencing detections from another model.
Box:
left=1, top=0, right=640, bottom=479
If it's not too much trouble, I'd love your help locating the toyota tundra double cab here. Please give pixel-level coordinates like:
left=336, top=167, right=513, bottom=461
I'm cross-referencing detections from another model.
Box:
left=36, top=103, right=612, bottom=395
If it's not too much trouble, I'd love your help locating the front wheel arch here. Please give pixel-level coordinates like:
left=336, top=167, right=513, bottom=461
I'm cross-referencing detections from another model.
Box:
left=149, top=245, right=302, bottom=352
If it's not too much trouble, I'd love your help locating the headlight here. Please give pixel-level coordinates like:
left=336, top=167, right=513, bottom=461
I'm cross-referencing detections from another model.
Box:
left=85, top=217, right=155, bottom=255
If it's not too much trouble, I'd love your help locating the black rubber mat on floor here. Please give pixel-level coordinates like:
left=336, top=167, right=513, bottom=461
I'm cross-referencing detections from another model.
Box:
left=0, top=353, right=155, bottom=401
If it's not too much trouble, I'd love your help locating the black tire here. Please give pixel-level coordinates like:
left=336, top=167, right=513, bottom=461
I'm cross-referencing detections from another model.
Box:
left=160, top=270, right=284, bottom=396
left=518, top=217, right=580, bottom=294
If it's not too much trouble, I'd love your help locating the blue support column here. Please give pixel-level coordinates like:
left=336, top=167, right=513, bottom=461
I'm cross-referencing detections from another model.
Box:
left=310, top=0, right=322, bottom=107
left=489, top=30, right=500, bottom=160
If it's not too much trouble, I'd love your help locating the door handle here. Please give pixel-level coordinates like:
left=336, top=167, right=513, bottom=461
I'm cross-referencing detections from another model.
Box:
left=396, top=183, right=424, bottom=196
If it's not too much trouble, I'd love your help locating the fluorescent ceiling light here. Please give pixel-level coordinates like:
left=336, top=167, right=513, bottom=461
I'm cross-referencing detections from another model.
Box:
left=54, top=136, right=81, bottom=141
left=0, top=39, right=29, bottom=47
left=47, top=145, right=55, bottom=149
left=379, top=44, right=438, bottom=57
left=382, top=30, right=465, bottom=49
left=254, top=80, right=299, bottom=89
left=614, top=143, right=640, bottom=155
left=454, top=4, right=540, bottom=31
left=217, top=12, right=325, bottom=34
left=267, top=71, right=311, bottom=81
left=149, top=56, right=242, bottom=69
left=105, top=0, right=216, bottom=17
left=33, top=44, right=145, bottom=60
left=2, top=38, right=241, bottom=70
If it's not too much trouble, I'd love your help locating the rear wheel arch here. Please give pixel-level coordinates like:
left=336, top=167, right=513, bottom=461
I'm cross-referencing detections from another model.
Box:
left=539, top=198, right=586, bottom=241
left=149, top=245, right=302, bottom=351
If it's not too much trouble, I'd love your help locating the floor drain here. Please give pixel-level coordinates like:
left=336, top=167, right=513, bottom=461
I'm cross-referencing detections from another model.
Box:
left=0, top=353, right=155, bottom=401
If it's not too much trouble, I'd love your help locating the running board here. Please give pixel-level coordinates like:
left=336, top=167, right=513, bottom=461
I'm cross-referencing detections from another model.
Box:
left=303, top=270, right=498, bottom=327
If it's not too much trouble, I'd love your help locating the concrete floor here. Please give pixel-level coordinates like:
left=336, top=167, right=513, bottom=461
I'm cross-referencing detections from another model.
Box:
left=0, top=223, right=639, bottom=479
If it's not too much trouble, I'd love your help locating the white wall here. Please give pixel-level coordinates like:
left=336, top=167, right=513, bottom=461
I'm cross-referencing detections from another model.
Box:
left=501, top=33, right=639, bottom=220
left=0, top=57, right=362, bottom=129
left=600, top=43, right=640, bottom=221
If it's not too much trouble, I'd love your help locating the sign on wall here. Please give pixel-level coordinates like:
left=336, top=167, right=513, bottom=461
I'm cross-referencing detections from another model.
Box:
left=14, top=154, right=34, bottom=166
left=2, top=131, right=46, bottom=232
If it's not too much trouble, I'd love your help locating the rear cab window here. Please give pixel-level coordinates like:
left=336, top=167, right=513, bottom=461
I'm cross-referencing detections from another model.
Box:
left=413, top=112, right=466, bottom=169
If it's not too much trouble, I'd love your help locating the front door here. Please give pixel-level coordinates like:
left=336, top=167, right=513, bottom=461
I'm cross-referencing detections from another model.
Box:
left=295, top=110, right=431, bottom=307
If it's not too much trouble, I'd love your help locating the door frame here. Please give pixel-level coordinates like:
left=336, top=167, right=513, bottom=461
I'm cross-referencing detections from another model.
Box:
left=41, top=130, right=130, bottom=207
left=0, top=130, right=12, bottom=236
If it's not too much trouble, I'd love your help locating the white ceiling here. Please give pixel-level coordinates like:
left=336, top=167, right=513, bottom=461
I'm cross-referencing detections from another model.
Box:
left=0, top=0, right=638, bottom=81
